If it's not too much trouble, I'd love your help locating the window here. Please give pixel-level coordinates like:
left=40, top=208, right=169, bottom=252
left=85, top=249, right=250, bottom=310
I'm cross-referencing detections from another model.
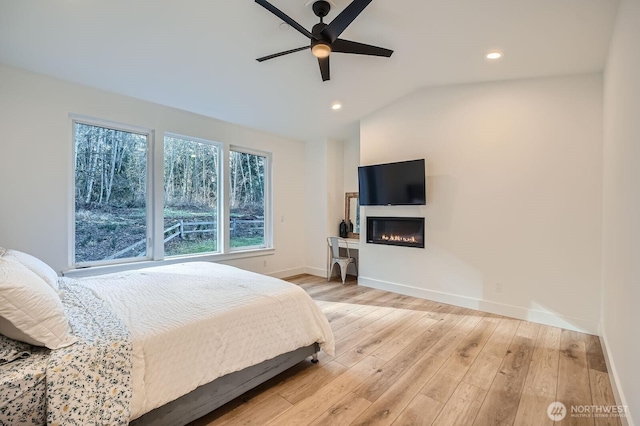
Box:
left=73, top=121, right=150, bottom=265
left=229, top=149, right=269, bottom=250
left=72, top=118, right=272, bottom=268
left=164, top=135, right=221, bottom=256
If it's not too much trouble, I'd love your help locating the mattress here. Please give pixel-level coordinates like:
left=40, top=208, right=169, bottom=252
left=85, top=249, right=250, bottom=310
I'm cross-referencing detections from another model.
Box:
left=77, top=262, right=335, bottom=420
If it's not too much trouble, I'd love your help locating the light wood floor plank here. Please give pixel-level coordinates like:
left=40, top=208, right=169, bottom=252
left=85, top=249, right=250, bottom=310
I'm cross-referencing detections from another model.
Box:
left=473, top=334, right=536, bottom=425
left=428, top=310, right=485, bottom=358
left=215, top=394, right=292, bottom=426
left=557, top=330, right=594, bottom=426
left=589, top=369, right=622, bottom=426
left=329, top=304, right=386, bottom=332
left=371, top=314, right=438, bottom=362
left=333, top=306, right=397, bottom=342
left=266, top=355, right=386, bottom=426
left=421, top=315, right=500, bottom=403
left=432, top=382, right=487, bottom=426
left=585, top=335, right=608, bottom=373
left=192, top=275, right=617, bottom=426
left=350, top=352, right=446, bottom=426
left=353, top=312, right=465, bottom=403
left=307, top=392, right=372, bottom=426
left=277, top=360, right=348, bottom=404
left=191, top=389, right=293, bottom=426
left=482, top=317, right=521, bottom=358
left=512, top=386, right=555, bottom=426
left=321, top=301, right=364, bottom=319
left=335, top=310, right=426, bottom=368
left=463, top=351, right=503, bottom=391
left=516, top=320, right=541, bottom=340
left=524, top=325, right=561, bottom=396
left=390, top=394, right=443, bottom=426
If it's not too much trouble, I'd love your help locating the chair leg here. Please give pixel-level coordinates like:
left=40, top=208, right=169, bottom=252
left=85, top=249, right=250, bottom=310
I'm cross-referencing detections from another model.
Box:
left=340, top=264, right=347, bottom=285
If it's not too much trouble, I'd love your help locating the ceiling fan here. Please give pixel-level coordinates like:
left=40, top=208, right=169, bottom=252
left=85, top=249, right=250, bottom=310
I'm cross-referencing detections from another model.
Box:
left=255, top=0, right=393, bottom=81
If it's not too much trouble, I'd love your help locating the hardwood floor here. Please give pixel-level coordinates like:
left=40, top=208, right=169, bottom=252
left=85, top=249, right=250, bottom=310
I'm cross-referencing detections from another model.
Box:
left=191, top=275, right=621, bottom=426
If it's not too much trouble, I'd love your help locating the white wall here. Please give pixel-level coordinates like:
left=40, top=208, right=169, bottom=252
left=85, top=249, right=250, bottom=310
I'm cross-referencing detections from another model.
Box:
left=0, top=64, right=306, bottom=277
left=343, top=132, right=360, bottom=194
left=304, top=140, right=329, bottom=276
left=359, top=74, right=603, bottom=334
left=303, top=138, right=344, bottom=277
left=601, top=0, right=640, bottom=419
left=327, top=139, right=345, bottom=241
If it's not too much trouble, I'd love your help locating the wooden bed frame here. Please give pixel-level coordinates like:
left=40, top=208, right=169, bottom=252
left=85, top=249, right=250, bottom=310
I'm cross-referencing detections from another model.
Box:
left=130, top=343, right=320, bottom=426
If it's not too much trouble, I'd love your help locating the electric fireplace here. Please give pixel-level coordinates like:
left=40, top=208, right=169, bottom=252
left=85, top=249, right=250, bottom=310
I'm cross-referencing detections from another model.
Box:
left=366, top=217, right=425, bottom=248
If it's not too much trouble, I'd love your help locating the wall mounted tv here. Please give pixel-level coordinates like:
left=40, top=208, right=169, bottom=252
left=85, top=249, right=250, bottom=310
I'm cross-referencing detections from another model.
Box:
left=358, top=159, right=426, bottom=206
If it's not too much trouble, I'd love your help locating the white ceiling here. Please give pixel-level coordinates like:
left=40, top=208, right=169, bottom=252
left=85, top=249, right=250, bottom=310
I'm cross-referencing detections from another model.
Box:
left=0, top=0, right=619, bottom=142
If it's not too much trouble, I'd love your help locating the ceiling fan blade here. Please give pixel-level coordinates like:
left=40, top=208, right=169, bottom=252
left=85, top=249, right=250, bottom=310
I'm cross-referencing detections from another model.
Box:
left=321, top=0, right=373, bottom=42
left=255, top=0, right=316, bottom=40
left=318, top=56, right=330, bottom=81
left=256, top=46, right=310, bottom=62
left=332, top=39, right=393, bottom=57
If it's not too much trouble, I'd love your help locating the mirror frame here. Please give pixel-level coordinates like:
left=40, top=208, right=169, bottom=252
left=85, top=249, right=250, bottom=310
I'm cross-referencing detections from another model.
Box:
left=345, top=192, right=359, bottom=239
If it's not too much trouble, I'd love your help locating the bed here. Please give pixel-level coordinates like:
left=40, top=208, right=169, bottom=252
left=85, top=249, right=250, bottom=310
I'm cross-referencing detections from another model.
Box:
left=0, top=250, right=335, bottom=426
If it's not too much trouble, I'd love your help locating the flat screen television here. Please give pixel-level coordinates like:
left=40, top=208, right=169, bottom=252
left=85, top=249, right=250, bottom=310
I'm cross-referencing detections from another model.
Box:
left=358, top=159, right=426, bottom=206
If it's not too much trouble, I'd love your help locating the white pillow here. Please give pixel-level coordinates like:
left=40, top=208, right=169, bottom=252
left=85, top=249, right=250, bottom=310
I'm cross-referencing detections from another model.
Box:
left=1, top=248, right=59, bottom=290
left=0, top=255, right=77, bottom=349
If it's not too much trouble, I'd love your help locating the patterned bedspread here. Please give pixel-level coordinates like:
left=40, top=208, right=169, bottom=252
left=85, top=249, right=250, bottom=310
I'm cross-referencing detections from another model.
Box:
left=0, top=279, right=132, bottom=426
left=0, top=341, right=48, bottom=425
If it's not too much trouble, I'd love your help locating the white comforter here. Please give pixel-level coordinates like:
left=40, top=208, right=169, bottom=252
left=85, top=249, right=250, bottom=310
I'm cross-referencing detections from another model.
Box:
left=77, top=262, right=334, bottom=420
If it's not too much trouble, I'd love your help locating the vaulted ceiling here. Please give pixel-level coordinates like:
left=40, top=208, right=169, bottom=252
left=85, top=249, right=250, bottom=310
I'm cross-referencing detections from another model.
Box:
left=0, top=0, right=619, bottom=142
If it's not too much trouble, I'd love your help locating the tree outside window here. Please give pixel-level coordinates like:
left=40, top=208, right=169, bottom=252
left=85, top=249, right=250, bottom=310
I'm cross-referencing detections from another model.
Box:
left=163, top=135, right=220, bottom=256
left=229, top=150, right=267, bottom=249
left=74, top=122, right=149, bottom=264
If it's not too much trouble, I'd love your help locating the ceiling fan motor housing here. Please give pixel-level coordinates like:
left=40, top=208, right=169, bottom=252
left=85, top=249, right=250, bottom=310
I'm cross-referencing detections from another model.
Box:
left=312, top=1, right=331, bottom=19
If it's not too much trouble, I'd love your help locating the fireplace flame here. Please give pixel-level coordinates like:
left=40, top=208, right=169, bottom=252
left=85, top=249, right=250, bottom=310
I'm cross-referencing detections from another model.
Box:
left=380, top=234, right=418, bottom=243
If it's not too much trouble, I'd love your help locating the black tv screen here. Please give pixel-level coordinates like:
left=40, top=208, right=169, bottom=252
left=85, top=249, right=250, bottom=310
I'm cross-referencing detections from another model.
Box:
left=358, top=159, right=426, bottom=206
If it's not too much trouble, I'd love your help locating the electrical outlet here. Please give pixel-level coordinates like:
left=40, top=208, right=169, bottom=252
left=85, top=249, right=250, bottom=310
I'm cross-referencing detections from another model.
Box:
left=263, top=260, right=267, bottom=267
left=281, top=215, right=285, bottom=222
left=495, top=283, right=503, bottom=293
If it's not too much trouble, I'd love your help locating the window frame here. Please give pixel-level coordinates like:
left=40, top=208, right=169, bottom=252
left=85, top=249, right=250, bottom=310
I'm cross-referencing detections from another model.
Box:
left=162, top=132, right=224, bottom=258
left=67, top=116, right=274, bottom=272
left=70, top=115, right=155, bottom=268
left=227, top=146, right=273, bottom=253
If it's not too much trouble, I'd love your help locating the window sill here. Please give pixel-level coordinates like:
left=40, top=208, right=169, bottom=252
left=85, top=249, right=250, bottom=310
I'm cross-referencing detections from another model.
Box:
left=63, top=248, right=275, bottom=278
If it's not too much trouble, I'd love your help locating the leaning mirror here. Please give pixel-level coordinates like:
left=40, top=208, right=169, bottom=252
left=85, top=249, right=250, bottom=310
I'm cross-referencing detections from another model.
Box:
left=345, top=192, right=360, bottom=238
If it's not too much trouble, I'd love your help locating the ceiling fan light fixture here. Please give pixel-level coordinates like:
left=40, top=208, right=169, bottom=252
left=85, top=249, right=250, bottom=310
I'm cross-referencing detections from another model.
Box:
left=312, top=42, right=332, bottom=58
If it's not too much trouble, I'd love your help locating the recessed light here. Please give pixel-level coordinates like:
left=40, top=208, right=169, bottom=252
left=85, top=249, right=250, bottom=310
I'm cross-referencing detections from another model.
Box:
left=485, top=51, right=503, bottom=60
left=331, top=102, right=342, bottom=111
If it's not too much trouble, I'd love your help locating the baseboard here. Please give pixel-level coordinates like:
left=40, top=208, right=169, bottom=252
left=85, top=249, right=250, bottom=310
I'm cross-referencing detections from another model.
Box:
left=303, top=266, right=327, bottom=278
left=267, top=267, right=306, bottom=279
left=358, top=276, right=599, bottom=335
left=599, top=324, right=634, bottom=426
left=279, top=266, right=354, bottom=279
